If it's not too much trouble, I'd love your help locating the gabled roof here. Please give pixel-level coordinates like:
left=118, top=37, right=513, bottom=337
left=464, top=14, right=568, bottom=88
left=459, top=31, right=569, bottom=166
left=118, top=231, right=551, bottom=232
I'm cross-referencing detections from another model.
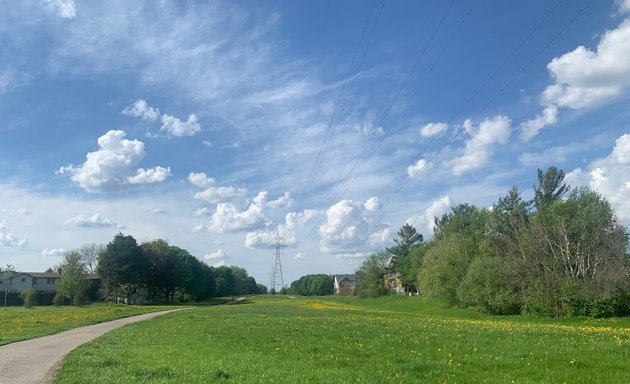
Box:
left=333, top=274, right=356, bottom=283
left=18, top=272, right=60, bottom=278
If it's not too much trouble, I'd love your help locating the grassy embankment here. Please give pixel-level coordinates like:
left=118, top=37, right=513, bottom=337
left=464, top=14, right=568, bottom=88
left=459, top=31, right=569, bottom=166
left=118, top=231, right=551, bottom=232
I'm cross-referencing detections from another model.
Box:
left=54, top=295, right=629, bottom=383
left=0, top=304, right=171, bottom=346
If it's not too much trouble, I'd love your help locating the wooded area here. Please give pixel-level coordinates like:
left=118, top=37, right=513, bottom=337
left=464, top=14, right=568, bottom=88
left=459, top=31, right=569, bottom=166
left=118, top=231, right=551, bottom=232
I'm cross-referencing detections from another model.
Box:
left=353, top=167, right=630, bottom=317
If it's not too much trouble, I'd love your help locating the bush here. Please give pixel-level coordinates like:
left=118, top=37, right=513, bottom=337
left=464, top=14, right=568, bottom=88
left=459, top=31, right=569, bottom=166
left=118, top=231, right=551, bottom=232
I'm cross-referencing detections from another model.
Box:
left=73, top=292, right=87, bottom=306
left=590, top=292, right=630, bottom=318
left=20, top=289, right=38, bottom=309
left=457, top=257, right=521, bottom=315
left=53, top=292, right=64, bottom=306
left=522, top=281, right=557, bottom=317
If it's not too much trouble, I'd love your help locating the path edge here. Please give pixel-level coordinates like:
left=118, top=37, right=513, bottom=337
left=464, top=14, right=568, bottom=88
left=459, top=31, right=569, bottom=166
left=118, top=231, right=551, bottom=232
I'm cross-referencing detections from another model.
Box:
left=43, top=308, right=189, bottom=384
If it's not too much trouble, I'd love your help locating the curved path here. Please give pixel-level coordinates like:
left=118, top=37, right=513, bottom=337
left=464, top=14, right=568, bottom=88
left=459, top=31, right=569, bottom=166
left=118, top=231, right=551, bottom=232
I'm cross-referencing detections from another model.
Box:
left=0, top=308, right=187, bottom=384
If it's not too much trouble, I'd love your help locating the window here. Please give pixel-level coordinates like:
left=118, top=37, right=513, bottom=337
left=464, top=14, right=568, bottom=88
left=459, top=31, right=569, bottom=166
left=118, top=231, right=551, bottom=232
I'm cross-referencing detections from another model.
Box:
left=0, top=279, right=3, bottom=285
left=47, top=278, right=52, bottom=285
left=21, top=277, right=26, bottom=283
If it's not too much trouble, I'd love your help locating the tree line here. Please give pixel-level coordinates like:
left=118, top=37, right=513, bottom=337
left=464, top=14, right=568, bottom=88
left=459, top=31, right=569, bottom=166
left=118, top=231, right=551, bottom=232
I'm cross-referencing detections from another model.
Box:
left=55, top=233, right=265, bottom=305
left=355, top=166, right=630, bottom=317
left=286, top=274, right=334, bottom=296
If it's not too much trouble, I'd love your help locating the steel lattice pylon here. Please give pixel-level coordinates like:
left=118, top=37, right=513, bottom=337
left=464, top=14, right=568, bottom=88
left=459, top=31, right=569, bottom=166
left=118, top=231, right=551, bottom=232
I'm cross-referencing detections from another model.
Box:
left=269, top=238, right=287, bottom=292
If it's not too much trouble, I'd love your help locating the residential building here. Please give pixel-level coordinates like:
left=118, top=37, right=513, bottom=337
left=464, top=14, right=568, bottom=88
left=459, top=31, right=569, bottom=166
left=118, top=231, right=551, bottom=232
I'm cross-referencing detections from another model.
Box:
left=333, top=274, right=356, bottom=295
left=0, top=272, right=60, bottom=292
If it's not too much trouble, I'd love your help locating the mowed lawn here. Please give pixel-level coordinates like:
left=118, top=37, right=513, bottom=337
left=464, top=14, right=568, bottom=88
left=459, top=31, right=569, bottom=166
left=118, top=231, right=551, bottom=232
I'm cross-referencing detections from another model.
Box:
left=55, top=296, right=629, bottom=384
left=0, top=304, right=170, bottom=346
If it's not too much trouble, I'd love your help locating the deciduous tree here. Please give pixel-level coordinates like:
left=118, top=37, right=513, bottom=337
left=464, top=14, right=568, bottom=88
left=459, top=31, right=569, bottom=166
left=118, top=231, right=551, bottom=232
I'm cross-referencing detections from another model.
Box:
left=58, top=250, right=89, bottom=305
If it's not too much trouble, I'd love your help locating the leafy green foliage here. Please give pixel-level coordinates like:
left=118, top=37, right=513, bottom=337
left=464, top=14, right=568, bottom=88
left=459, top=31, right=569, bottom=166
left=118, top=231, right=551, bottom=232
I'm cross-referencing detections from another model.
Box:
left=457, top=256, right=521, bottom=315
left=532, top=166, right=570, bottom=211
left=20, top=289, right=37, bottom=309
left=97, top=234, right=257, bottom=303
left=416, top=168, right=629, bottom=317
left=58, top=250, right=89, bottom=305
left=355, top=251, right=389, bottom=298
left=53, top=291, right=64, bottom=306
left=97, top=233, right=148, bottom=301
left=386, top=224, right=424, bottom=292
left=288, top=274, right=334, bottom=296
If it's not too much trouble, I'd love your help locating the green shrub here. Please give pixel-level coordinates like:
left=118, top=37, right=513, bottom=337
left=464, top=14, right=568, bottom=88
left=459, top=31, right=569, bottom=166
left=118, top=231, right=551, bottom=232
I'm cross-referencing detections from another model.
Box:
left=73, top=292, right=87, bottom=306
left=591, top=292, right=630, bottom=318
left=457, top=256, right=521, bottom=315
left=53, top=292, right=64, bottom=306
left=20, top=289, right=38, bottom=309
left=522, top=281, right=556, bottom=317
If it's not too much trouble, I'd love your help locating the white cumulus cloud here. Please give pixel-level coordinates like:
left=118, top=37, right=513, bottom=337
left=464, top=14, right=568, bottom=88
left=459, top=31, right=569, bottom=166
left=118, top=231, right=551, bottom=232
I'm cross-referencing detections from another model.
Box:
left=406, top=196, right=451, bottom=236
left=161, top=113, right=202, bottom=137
left=519, top=17, right=630, bottom=140
left=542, top=19, right=630, bottom=109
left=519, top=105, right=558, bottom=141
left=122, top=99, right=160, bottom=121
left=419, top=122, right=448, bottom=138
left=318, top=197, right=389, bottom=256
left=192, top=207, right=211, bottom=217
left=450, top=116, right=511, bottom=176
left=208, top=200, right=266, bottom=233
left=407, top=158, right=432, bottom=179
left=189, top=172, right=247, bottom=204
left=41, top=248, right=67, bottom=257
left=57, top=130, right=170, bottom=192
left=0, top=220, right=27, bottom=247
left=64, top=213, right=119, bottom=228
left=565, top=134, right=630, bottom=223
left=294, top=252, right=306, bottom=260
left=204, top=249, right=228, bottom=261
left=354, top=122, right=384, bottom=137
left=245, top=208, right=318, bottom=249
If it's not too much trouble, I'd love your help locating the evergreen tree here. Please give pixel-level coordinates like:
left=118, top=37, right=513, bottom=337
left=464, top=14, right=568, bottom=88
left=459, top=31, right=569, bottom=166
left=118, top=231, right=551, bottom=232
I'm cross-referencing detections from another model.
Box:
left=532, top=166, right=570, bottom=211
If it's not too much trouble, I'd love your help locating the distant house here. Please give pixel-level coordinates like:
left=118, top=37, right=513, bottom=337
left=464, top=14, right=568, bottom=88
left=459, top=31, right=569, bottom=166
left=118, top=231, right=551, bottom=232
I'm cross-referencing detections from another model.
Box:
left=384, top=255, right=418, bottom=296
left=1, top=272, right=60, bottom=293
left=333, top=274, right=356, bottom=296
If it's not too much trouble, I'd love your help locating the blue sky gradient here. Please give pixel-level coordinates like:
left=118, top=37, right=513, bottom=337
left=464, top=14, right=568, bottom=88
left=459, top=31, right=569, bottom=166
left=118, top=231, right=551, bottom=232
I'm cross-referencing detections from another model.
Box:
left=1, top=0, right=630, bottom=286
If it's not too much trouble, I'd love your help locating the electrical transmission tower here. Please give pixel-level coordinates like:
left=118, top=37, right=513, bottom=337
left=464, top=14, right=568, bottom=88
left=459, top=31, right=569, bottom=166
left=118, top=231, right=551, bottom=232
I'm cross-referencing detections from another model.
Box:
left=269, top=236, right=287, bottom=292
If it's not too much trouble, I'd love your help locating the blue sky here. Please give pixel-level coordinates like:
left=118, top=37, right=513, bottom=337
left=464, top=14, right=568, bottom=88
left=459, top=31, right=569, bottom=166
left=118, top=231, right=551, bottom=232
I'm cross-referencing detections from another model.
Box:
left=1, top=0, right=630, bottom=286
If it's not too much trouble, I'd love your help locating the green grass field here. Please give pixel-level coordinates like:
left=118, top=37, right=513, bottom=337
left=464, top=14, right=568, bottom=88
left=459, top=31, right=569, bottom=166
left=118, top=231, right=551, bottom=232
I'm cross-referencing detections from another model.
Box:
left=54, top=295, right=629, bottom=383
left=0, top=304, right=170, bottom=346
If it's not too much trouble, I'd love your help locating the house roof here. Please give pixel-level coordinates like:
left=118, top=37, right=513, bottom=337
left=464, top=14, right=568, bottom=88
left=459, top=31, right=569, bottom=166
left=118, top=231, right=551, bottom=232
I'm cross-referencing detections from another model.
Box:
left=19, top=272, right=60, bottom=278
left=333, top=274, right=356, bottom=283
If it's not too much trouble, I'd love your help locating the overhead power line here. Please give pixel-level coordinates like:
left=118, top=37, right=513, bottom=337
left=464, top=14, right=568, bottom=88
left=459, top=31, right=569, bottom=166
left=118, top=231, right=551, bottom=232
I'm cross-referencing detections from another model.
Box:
left=382, top=0, right=594, bottom=206
left=325, top=0, right=459, bottom=210
left=295, top=0, right=387, bottom=214
left=303, top=0, right=592, bottom=242
left=338, top=0, right=481, bottom=200
left=304, top=0, right=460, bottom=240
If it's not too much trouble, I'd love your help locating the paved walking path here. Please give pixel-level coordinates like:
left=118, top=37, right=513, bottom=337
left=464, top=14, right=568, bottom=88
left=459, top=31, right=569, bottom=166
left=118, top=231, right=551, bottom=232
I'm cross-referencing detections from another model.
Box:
left=0, top=308, right=187, bottom=384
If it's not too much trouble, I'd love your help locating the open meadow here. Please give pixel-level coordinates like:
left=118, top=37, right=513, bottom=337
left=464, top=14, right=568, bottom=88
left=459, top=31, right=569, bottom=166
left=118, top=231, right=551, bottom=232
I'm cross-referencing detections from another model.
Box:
left=54, top=295, right=629, bottom=383
left=0, top=304, right=170, bottom=346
